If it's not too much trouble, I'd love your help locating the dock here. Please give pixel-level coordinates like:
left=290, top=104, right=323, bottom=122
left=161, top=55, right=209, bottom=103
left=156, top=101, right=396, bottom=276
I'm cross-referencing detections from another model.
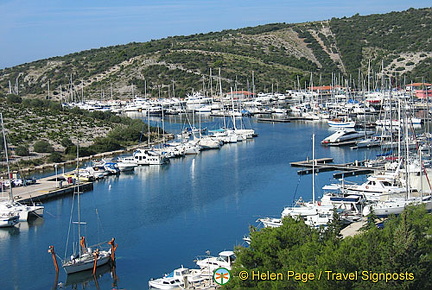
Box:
left=8, top=175, right=93, bottom=204
left=256, top=117, right=291, bottom=123
left=341, top=218, right=366, bottom=238
left=291, top=158, right=381, bottom=177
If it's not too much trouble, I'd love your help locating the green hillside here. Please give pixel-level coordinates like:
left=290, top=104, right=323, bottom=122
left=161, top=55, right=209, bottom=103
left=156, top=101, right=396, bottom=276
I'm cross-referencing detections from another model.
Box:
left=0, top=7, right=431, bottom=100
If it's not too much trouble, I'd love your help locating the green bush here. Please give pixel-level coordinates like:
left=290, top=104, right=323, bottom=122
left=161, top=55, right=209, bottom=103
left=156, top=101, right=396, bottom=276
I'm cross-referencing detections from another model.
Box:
left=15, top=145, right=30, bottom=156
left=6, top=94, right=22, bottom=104
left=33, top=140, right=54, bottom=153
left=60, top=137, right=74, bottom=148
left=48, top=152, right=64, bottom=163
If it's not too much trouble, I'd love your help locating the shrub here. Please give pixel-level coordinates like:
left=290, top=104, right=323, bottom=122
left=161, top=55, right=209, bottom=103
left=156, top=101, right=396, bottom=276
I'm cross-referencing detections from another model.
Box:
left=33, top=140, right=54, bottom=153
left=60, top=137, right=74, bottom=148
left=15, top=145, right=30, bottom=156
left=6, top=94, right=22, bottom=104
left=48, top=152, right=64, bottom=163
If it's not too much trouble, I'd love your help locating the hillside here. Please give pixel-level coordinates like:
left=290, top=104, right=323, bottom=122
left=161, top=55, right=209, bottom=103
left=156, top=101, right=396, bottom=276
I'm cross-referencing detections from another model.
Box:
left=0, top=97, right=160, bottom=173
left=0, top=7, right=431, bottom=101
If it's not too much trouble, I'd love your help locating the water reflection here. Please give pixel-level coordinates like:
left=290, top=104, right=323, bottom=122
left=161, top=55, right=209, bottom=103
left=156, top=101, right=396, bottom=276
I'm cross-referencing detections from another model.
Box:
left=19, top=216, right=45, bottom=230
left=52, top=263, right=117, bottom=290
left=0, top=226, right=20, bottom=239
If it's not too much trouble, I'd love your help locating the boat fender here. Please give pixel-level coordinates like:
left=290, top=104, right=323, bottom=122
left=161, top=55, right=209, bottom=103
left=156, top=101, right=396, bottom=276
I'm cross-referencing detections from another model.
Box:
left=317, top=201, right=321, bottom=206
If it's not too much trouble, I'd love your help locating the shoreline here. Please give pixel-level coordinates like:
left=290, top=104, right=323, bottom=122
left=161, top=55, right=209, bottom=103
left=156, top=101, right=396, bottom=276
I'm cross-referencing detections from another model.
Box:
left=3, top=135, right=173, bottom=178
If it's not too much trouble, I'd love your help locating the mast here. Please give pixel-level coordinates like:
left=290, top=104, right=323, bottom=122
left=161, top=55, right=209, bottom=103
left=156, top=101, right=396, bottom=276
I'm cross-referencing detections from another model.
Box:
left=230, top=87, right=237, bottom=130
left=76, top=143, right=82, bottom=253
left=312, top=134, right=315, bottom=204
left=1, top=113, right=14, bottom=201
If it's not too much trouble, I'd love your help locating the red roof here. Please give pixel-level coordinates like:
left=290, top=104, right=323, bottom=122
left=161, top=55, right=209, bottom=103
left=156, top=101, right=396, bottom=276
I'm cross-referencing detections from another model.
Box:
left=308, top=85, right=340, bottom=91
left=228, top=91, right=256, bottom=95
left=407, top=83, right=432, bottom=87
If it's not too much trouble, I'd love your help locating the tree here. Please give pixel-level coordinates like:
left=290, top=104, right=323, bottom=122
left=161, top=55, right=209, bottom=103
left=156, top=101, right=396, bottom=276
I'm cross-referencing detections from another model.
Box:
left=227, top=206, right=432, bottom=289
left=33, top=140, right=54, bottom=153
left=6, top=94, right=22, bottom=104
left=60, top=137, right=74, bottom=148
left=48, top=152, right=63, bottom=163
left=15, top=145, right=30, bottom=156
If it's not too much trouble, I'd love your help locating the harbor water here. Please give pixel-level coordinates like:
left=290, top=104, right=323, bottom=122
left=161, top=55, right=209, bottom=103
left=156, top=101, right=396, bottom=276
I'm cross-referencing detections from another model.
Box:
left=0, top=116, right=382, bottom=289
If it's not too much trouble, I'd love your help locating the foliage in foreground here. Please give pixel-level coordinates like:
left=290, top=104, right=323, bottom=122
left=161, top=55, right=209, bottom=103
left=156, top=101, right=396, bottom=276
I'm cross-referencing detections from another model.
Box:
left=227, top=205, right=432, bottom=289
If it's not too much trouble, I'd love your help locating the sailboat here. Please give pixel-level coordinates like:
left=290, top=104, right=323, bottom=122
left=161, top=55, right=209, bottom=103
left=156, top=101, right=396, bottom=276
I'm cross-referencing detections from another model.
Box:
left=0, top=113, right=35, bottom=225
left=61, top=146, right=114, bottom=275
left=259, top=134, right=334, bottom=228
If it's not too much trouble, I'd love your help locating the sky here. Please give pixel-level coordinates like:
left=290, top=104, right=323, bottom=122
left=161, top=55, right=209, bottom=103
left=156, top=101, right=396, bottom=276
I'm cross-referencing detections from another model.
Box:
left=0, top=0, right=430, bottom=69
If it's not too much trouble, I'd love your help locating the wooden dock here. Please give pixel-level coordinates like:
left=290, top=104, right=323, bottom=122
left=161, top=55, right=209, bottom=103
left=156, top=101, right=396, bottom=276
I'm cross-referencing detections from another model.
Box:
left=291, top=158, right=381, bottom=178
left=257, top=117, right=291, bottom=123
left=8, top=175, right=93, bottom=204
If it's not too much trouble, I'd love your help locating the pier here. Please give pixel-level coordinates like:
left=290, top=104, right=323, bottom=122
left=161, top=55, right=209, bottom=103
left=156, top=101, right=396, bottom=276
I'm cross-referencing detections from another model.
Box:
left=257, top=117, right=291, bottom=123
left=8, top=175, right=93, bottom=204
left=290, top=158, right=381, bottom=178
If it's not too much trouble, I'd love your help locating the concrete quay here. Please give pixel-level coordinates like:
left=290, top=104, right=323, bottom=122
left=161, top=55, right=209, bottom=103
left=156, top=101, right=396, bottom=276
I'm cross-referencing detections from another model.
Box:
left=6, top=175, right=93, bottom=204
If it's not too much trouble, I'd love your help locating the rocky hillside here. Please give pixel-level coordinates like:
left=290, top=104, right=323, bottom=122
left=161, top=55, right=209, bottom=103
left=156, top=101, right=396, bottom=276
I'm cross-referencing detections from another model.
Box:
left=0, top=7, right=431, bottom=100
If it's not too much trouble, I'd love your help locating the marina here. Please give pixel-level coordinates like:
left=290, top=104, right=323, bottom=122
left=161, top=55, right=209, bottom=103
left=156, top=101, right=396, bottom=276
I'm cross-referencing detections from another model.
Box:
left=1, top=110, right=432, bottom=289
left=1, top=2, right=432, bottom=288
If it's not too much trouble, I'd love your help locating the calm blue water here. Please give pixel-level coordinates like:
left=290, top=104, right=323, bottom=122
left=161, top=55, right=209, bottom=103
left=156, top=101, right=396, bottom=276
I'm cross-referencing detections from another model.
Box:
left=0, top=116, right=381, bottom=289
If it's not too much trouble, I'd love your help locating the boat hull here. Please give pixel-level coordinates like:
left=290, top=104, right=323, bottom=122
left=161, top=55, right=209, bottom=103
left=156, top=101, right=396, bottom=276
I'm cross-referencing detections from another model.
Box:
left=327, top=120, right=356, bottom=128
left=63, top=251, right=111, bottom=274
left=0, top=215, right=19, bottom=228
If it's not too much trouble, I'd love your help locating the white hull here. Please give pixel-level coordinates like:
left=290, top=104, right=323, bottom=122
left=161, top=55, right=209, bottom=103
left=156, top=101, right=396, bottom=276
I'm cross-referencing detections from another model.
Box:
left=258, top=217, right=282, bottom=228
left=131, top=149, right=169, bottom=165
left=195, top=251, right=235, bottom=271
left=63, top=251, right=111, bottom=274
left=0, top=215, right=19, bottom=228
left=327, top=120, right=356, bottom=128
left=0, top=200, right=44, bottom=221
left=321, top=129, right=370, bottom=145
left=149, top=267, right=208, bottom=289
left=363, top=196, right=432, bottom=217
left=116, top=162, right=137, bottom=172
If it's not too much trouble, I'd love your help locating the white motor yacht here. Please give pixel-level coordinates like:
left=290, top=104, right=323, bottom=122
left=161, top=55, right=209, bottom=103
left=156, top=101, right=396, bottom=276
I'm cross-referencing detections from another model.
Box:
left=130, top=149, right=169, bottom=165
left=321, top=129, right=372, bottom=145
left=116, top=157, right=138, bottom=172
left=195, top=250, right=236, bottom=271
left=148, top=266, right=208, bottom=289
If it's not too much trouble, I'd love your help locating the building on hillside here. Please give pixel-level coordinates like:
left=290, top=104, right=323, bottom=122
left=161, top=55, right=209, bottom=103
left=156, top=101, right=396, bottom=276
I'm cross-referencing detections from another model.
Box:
left=405, top=83, right=432, bottom=99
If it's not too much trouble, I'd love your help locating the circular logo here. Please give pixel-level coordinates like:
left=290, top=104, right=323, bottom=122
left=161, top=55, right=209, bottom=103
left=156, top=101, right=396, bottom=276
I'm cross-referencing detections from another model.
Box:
left=213, top=267, right=231, bottom=285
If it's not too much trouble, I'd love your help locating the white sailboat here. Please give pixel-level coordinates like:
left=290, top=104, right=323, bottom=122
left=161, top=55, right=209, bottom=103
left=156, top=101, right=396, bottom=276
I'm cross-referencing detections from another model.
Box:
left=61, top=146, right=114, bottom=275
left=1, top=113, right=40, bottom=223
left=259, top=134, right=334, bottom=228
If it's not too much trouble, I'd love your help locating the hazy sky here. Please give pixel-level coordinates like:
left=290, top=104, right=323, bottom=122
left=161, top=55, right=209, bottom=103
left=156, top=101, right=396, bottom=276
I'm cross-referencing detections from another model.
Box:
left=0, top=0, right=430, bottom=68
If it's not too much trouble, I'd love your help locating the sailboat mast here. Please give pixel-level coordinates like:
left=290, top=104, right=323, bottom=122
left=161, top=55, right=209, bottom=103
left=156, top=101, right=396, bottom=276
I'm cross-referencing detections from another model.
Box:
left=312, top=134, right=315, bottom=204
left=76, top=144, right=82, bottom=253
left=1, top=113, right=14, bottom=201
left=230, top=88, right=237, bottom=130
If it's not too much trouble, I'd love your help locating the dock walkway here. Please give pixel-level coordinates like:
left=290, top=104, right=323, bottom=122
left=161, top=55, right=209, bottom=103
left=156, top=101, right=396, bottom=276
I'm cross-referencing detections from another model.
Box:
left=341, top=218, right=366, bottom=238
left=291, top=158, right=382, bottom=178
left=7, top=175, right=93, bottom=204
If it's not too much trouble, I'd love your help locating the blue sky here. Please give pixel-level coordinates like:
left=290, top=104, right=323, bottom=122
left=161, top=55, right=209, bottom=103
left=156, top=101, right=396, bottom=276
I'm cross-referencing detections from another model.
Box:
left=0, top=0, right=430, bottom=68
